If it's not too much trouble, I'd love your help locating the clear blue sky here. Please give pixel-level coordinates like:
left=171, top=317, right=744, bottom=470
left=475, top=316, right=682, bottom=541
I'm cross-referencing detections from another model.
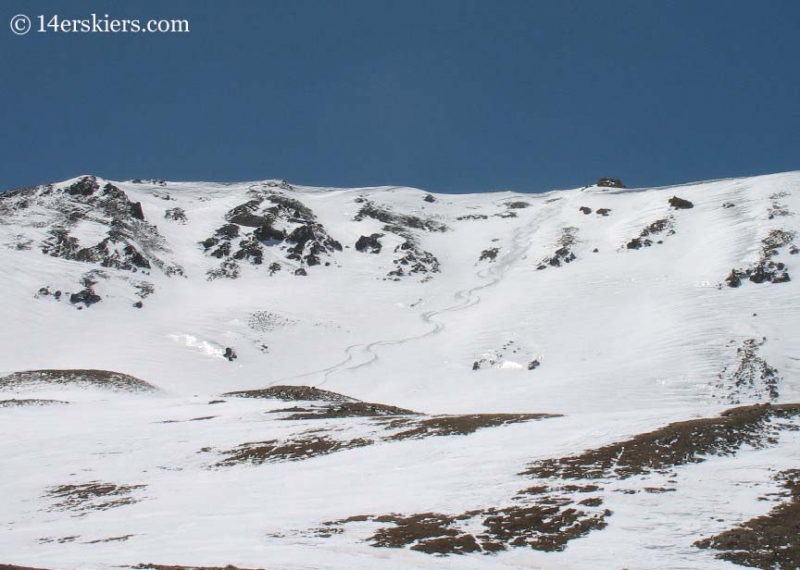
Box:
left=2, top=0, right=799, bottom=193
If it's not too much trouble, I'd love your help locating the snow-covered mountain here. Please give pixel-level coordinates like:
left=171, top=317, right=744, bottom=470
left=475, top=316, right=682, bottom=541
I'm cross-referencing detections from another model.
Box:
left=1, top=172, right=798, bottom=570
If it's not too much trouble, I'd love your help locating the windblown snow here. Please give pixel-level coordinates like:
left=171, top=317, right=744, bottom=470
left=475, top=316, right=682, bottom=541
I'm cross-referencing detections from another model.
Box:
left=1, top=172, right=799, bottom=570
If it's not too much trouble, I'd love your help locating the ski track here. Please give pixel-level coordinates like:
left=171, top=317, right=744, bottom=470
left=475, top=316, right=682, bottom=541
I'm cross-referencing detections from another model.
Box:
left=274, top=208, right=544, bottom=388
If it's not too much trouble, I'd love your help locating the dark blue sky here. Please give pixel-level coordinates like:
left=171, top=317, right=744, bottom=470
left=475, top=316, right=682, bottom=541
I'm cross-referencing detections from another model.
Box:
left=2, top=0, right=799, bottom=193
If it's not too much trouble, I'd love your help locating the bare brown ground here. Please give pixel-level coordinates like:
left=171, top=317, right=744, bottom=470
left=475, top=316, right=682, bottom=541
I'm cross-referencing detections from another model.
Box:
left=695, top=469, right=800, bottom=570
left=135, top=566, right=265, bottom=570
left=0, top=399, right=68, bottom=407
left=216, top=436, right=373, bottom=466
left=278, top=401, right=416, bottom=419
left=0, top=369, right=157, bottom=393
left=222, top=385, right=356, bottom=402
left=383, top=413, right=558, bottom=440
left=523, top=403, right=800, bottom=480
left=44, top=481, right=146, bottom=513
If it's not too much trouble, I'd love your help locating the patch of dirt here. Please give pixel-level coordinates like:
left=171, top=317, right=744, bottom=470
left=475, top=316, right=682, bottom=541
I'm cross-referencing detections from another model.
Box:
left=481, top=503, right=609, bottom=551
left=278, top=401, right=416, bottom=420
left=222, top=385, right=358, bottom=403
left=0, top=369, right=157, bottom=393
left=322, top=497, right=609, bottom=555
left=0, top=399, right=68, bottom=408
left=695, top=469, right=800, bottom=570
left=44, top=481, right=146, bottom=514
left=215, top=436, right=373, bottom=466
left=384, top=413, right=557, bottom=441
left=523, top=403, right=800, bottom=480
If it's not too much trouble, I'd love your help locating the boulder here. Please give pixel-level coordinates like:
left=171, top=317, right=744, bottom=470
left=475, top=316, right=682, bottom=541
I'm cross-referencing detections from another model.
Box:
left=669, top=196, right=694, bottom=209
left=355, top=234, right=383, bottom=254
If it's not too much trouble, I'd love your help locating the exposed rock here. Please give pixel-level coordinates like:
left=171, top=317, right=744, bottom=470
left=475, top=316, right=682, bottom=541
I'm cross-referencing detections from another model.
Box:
left=423, top=194, right=436, bottom=203
left=253, top=223, right=285, bottom=243
left=27, top=178, right=183, bottom=277
left=223, top=348, right=237, bottom=362
left=597, top=178, right=626, bottom=188
left=726, top=229, right=796, bottom=287
left=354, top=200, right=448, bottom=232
left=285, top=222, right=342, bottom=267
left=388, top=240, right=440, bottom=279
left=65, top=176, right=99, bottom=196
left=537, top=228, right=578, bottom=270
left=70, top=287, right=101, bottom=307
left=225, top=199, right=274, bottom=228
left=725, top=269, right=742, bottom=288
left=579, top=206, right=592, bottom=215
left=669, top=196, right=694, bottom=209
left=625, top=217, right=675, bottom=250
left=206, top=259, right=240, bottom=281
left=355, top=234, right=383, bottom=254
left=164, top=207, right=187, bottom=224
left=215, top=224, right=240, bottom=239
left=129, top=202, right=145, bottom=221
left=506, top=201, right=530, bottom=209
left=712, top=338, right=781, bottom=403
left=479, top=247, right=499, bottom=262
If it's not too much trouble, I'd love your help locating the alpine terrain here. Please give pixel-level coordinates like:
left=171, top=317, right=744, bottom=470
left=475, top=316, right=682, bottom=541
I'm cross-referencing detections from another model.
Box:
left=1, top=172, right=799, bottom=570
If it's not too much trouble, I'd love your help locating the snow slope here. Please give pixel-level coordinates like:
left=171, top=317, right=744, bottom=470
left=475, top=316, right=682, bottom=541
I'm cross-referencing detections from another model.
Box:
left=0, top=172, right=798, bottom=569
